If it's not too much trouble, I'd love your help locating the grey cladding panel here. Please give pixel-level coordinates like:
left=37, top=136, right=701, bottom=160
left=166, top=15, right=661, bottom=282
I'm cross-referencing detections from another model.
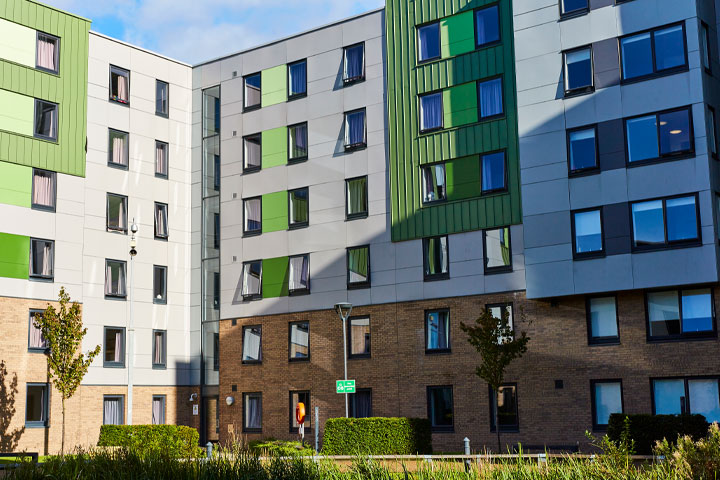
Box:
left=602, top=202, right=631, bottom=256
left=592, top=38, right=620, bottom=90
left=597, top=119, right=626, bottom=171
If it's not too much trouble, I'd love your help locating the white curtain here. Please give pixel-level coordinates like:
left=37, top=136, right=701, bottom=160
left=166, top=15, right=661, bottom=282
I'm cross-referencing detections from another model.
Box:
left=114, top=331, right=122, bottom=363
left=29, top=314, right=46, bottom=348
left=242, top=264, right=261, bottom=296
left=156, top=143, right=167, bottom=175
left=479, top=78, right=503, bottom=118
left=42, top=242, right=52, bottom=277
left=289, top=256, right=309, bottom=291
left=152, top=398, right=164, bottom=425
left=245, top=199, right=261, bottom=231
left=154, top=333, right=164, bottom=364
left=111, top=134, right=127, bottom=166
left=243, top=328, right=261, bottom=361
left=118, top=198, right=127, bottom=230
left=37, top=35, right=56, bottom=71
left=32, top=170, right=53, bottom=207
left=118, top=264, right=126, bottom=296
left=104, top=398, right=121, bottom=425
left=155, top=204, right=168, bottom=237
left=107, top=263, right=126, bottom=296
left=117, top=75, right=128, bottom=102
left=105, top=264, right=113, bottom=295
left=246, top=395, right=261, bottom=429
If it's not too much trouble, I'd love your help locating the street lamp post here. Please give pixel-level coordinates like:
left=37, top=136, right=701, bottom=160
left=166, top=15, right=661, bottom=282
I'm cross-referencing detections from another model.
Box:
left=334, top=302, right=352, bottom=418
left=127, top=219, right=138, bottom=425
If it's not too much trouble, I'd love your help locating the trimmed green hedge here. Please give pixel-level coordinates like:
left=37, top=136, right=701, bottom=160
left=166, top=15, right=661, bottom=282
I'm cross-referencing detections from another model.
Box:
left=321, top=417, right=432, bottom=455
left=98, top=425, right=202, bottom=458
left=607, top=414, right=709, bottom=455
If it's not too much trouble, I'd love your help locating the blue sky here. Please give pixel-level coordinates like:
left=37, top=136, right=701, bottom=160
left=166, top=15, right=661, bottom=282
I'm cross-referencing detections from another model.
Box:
left=43, top=0, right=384, bottom=64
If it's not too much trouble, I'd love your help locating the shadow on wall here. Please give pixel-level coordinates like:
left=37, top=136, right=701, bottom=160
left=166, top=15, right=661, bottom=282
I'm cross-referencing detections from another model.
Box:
left=0, top=360, right=24, bottom=451
left=173, top=361, right=200, bottom=429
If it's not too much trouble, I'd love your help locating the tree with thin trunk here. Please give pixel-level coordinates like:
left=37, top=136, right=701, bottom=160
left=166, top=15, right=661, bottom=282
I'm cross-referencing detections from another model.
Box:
left=33, top=287, right=100, bottom=455
left=460, top=307, right=529, bottom=454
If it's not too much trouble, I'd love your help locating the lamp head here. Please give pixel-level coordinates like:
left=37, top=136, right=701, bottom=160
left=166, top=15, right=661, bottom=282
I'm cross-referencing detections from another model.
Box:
left=130, top=219, right=138, bottom=234
left=334, top=302, right=353, bottom=320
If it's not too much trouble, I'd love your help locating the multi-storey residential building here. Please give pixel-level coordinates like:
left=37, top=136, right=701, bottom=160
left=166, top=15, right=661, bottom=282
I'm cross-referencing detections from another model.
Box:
left=1, top=0, right=719, bottom=455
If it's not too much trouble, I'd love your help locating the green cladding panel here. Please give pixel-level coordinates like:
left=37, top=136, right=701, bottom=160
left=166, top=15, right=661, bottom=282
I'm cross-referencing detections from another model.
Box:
left=262, top=191, right=288, bottom=233
left=0, top=89, right=34, bottom=136
left=262, top=256, right=289, bottom=298
left=0, top=0, right=90, bottom=177
left=386, top=0, right=521, bottom=242
left=261, top=65, right=287, bottom=107
left=0, top=161, right=31, bottom=207
left=262, top=126, right=288, bottom=168
left=0, top=232, right=30, bottom=279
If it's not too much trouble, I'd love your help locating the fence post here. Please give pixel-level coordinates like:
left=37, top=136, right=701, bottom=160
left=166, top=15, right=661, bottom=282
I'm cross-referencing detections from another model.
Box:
left=463, top=437, right=471, bottom=472
left=314, top=406, right=320, bottom=452
left=206, top=442, right=213, bottom=460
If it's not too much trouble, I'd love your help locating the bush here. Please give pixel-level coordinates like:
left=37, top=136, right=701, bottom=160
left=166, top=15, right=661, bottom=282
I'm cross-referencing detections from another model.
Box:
left=655, top=422, right=720, bottom=479
left=607, top=413, right=709, bottom=455
left=321, top=417, right=431, bottom=455
left=97, top=425, right=202, bottom=458
left=248, top=439, right=315, bottom=456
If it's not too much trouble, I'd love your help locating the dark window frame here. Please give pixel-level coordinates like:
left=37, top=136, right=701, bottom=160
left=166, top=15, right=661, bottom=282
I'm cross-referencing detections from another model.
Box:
left=241, top=325, right=263, bottom=365
left=624, top=106, right=695, bottom=167
left=473, top=4, right=502, bottom=49
left=106, top=193, right=128, bottom=234
left=288, top=321, right=310, bottom=361
left=417, top=21, right=441, bottom=64
left=25, top=383, right=50, bottom=428
left=289, top=390, right=311, bottom=433
left=571, top=207, right=605, bottom=259
left=346, top=245, right=371, bottom=289
left=644, top=287, right=717, bottom=342
left=590, top=379, right=624, bottom=431
left=242, top=392, right=263, bottom=433
left=629, top=192, right=701, bottom=252
left=708, top=105, right=718, bottom=160
left=563, top=44, right=595, bottom=97
left=347, top=315, right=371, bottom=359
left=213, top=332, right=220, bottom=371
left=28, top=309, right=48, bottom=353
left=487, top=302, right=514, bottom=335
left=421, top=161, right=448, bottom=206
left=288, top=187, right=310, bottom=230
left=152, top=394, right=166, bottom=424
left=29, top=237, right=54, bottom=281
left=35, top=31, right=60, bottom=75
left=418, top=90, right=444, bottom=134
left=288, top=254, right=310, bottom=296
left=477, top=75, right=506, bottom=121
left=349, top=388, right=373, bottom=418
left=345, top=175, right=369, bottom=220
left=241, top=260, right=263, bottom=301
left=650, top=376, right=720, bottom=418
left=619, top=22, right=689, bottom=84
left=154, top=202, right=169, bottom=240
left=287, top=59, right=308, bottom=101
left=152, top=329, right=167, bottom=369
left=109, top=65, right=130, bottom=106
left=103, top=326, right=126, bottom=368
left=33, top=98, right=58, bottom=142
left=155, top=140, right=169, bottom=178
left=103, top=395, right=124, bottom=425
left=155, top=79, right=169, bottom=117
left=566, top=124, right=599, bottom=176
left=343, top=42, right=366, bottom=85
left=243, top=133, right=262, bottom=174
left=424, top=309, right=451, bottom=354
left=104, top=258, right=127, bottom=300
left=31, top=168, right=57, bottom=212
left=242, top=196, right=262, bottom=237
left=483, top=227, right=513, bottom=274
left=287, top=122, right=309, bottom=164
left=427, top=385, right=454, bottom=432
left=343, top=108, right=367, bottom=151
left=480, top=149, right=509, bottom=195
left=152, top=265, right=167, bottom=304
left=489, top=383, right=519, bottom=433
left=559, top=0, right=589, bottom=20
left=701, top=21, right=712, bottom=74
left=107, top=128, right=129, bottom=170
left=422, top=236, right=450, bottom=281
left=586, top=295, right=620, bottom=345
left=243, top=73, right=262, bottom=112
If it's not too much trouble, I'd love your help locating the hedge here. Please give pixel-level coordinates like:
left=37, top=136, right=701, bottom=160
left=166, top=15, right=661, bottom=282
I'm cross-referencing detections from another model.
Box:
left=98, top=425, right=202, bottom=458
left=321, top=417, right=432, bottom=455
left=607, top=414, right=709, bottom=455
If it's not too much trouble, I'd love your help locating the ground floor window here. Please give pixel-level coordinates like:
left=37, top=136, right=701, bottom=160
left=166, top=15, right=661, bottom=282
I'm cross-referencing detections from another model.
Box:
left=152, top=395, right=166, bottom=425
left=290, top=391, right=310, bottom=433
left=427, top=385, right=454, bottom=432
left=653, top=378, right=720, bottom=423
left=243, top=392, right=262, bottom=432
left=349, top=389, right=372, bottom=418
left=489, top=384, right=518, bottom=432
left=103, top=395, right=124, bottom=425
left=591, top=380, right=623, bottom=430
left=26, top=383, right=49, bottom=427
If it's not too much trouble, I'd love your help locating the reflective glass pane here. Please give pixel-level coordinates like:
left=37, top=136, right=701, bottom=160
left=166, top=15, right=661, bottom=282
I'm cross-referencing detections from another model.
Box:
left=475, top=6, right=499, bottom=46
left=681, top=289, right=713, bottom=333
left=289, top=124, right=308, bottom=160
left=418, top=23, right=440, bottom=61
left=422, top=164, right=446, bottom=203
left=622, top=33, right=653, bottom=80
left=689, top=379, right=720, bottom=423
left=485, top=228, right=511, bottom=270
left=429, top=387, right=453, bottom=427
left=202, top=86, right=220, bottom=137
left=288, top=61, right=307, bottom=97
left=348, top=247, right=369, bottom=285
left=654, top=25, right=686, bottom=71
left=242, top=326, right=262, bottom=362
left=244, top=135, right=261, bottom=170
left=594, top=382, right=622, bottom=426
left=289, top=188, right=309, bottom=226
left=653, top=379, right=685, bottom=415
left=666, top=196, right=697, bottom=242
left=426, top=311, right=450, bottom=350
left=346, top=177, right=368, bottom=217
left=420, top=93, right=443, bottom=131
left=493, top=385, right=518, bottom=430
left=350, top=317, right=370, bottom=355
left=569, top=128, right=597, bottom=171
left=561, top=0, right=588, bottom=14
left=589, top=297, right=618, bottom=338
left=244, top=74, right=261, bottom=109
left=424, top=236, right=449, bottom=277
left=479, top=78, right=503, bottom=118
left=565, top=48, right=592, bottom=91
left=659, top=109, right=691, bottom=156
left=632, top=200, right=664, bottom=246
left=648, top=291, right=680, bottom=337
left=574, top=209, right=602, bottom=254
left=481, top=152, right=506, bottom=192
left=290, top=322, right=309, bottom=359
left=626, top=115, right=659, bottom=162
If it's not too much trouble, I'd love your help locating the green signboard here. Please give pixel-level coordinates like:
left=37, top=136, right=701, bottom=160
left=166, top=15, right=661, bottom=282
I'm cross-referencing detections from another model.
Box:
left=336, top=380, right=356, bottom=394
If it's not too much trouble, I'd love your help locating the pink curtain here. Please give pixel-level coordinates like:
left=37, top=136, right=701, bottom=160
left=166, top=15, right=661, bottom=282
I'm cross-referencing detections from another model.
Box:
left=118, top=199, right=127, bottom=231
left=114, top=331, right=122, bottom=363
left=117, top=75, right=128, bottom=102
left=155, top=204, right=167, bottom=237
left=112, top=135, right=127, bottom=166
left=37, top=36, right=56, bottom=71
left=42, top=242, right=52, bottom=277
left=105, top=264, right=112, bottom=295
left=156, top=144, right=167, bottom=175
left=29, top=314, right=46, bottom=348
left=32, top=171, right=53, bottom=207
left=154, top=333, right=163, bottom=364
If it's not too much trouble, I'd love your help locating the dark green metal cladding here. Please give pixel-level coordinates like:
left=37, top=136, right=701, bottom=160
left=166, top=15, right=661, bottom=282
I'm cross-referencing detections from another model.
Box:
left=386, top=0, right=521, bottom=242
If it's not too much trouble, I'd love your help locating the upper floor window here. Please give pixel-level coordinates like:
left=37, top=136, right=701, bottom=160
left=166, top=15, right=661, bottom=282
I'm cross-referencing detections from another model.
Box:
left=484, top=227, right=512, bottom=273
left=564, top=46, right=593, bottom=96
left=289, top=321, right=310, bottom=360
left=620, top=23, right=687, bottom=82
left=36, top=32, right=59, bottom=74
left=32, top=168, right=56, bottom=211
left=243, top=197, right=262, bottom=236
left=34, top=99, right=57, bottom=141
left=475, top=5, right=500, bottom=47
left=343, top=43, right=365, bottom=84
left=592, top=381, right=623, bottom=430
left=707, top=106, right=717, bottom=158
left=288, top=123, right=308, bottom=162
left=346, top=176, right=368, bottom=220
left=107, top=193, right=128, bottom=233
left=418, top=22, right=440, bottom=63
left=154, top=202, right=168, bottom=239
left=631, top=195, right=698, bottom=250
left=289, top=254, right=310, bottom=294
left=110, top=65, right=130, bottom=105
left=241, top=260, right=262, bottom=300
left=242, top=325, right=262, bottom=364
left=482, top=151, right=506, bottom=193
left=26, top=383, right=49, bottom=427
left=105, top=260, right=127, bottom=298
left=243, top=133, right=261, bottom=173
left=29, top=238, right=54, bottom=280
left=478, top=78, right=503, bottom=119
left=419, top=92, right=443, bottom=133
left=626, top=107, right=693, bottom=164
left=155, top=141, right=169, bottom=177
left=289, top=187, right=309, bottom=229
left=422, top=164, right=446, bottom=204
left=28, top=310, right=47, bottom=352
left=701, top=22, right=711, bottom=72
left=426, top=310, right=450, bottom=352
left=427, top=385, right=454, bottom=432
left=489, top=384, right=518, bottom=432
left=560, top=0, right=588, bottom=17
left=568, top=126, right=597, bottom=174
left=344, top=109, right=366, bottom=150
left=244, top=73, right=261, bottom=111
left=152, top=330, right=167, bottom=368
left=153, top=265, right=167, bottom=304
left=104, top=326, right=125, bottom=367
left=349, top=317, right=371, bottom=358
left=587, top=296, right=619, bottom=344
left=108, top=129, right=129, bottom=168
left=572, top=208, right=603, bottom=257
left=347, top=246, right=370, bottom=288
left=288, top=59, right=307, bottom=99
left=488, top=303, right=514, bottom=337
left=423, top=236, right=449, bottom=280
left=653, top=378, right=720, bottom=423
left=647, top=289, right=714, bottom=340
left=156, top=80, right=169, bottom=117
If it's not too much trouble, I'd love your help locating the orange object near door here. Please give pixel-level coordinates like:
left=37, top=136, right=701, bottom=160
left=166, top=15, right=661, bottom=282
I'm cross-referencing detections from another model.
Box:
left=296, top=402, right=306, bottom=424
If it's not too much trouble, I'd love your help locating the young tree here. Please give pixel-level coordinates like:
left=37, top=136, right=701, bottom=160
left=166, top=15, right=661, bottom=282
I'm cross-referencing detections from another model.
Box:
left=460, top=307, right=529, bottom=454
left=34, top=287, right=100, bottom=455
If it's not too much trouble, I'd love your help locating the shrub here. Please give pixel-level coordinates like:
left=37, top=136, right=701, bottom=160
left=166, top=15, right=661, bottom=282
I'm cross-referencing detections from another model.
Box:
left=97, top=424, right=202, bottom=458
left=607, top=413, right=709, bottom=455
left=655, top=422, right=720, bottom=479
left=321, top=417, right=431, bottom=455
left=248, top=439, right=315, bottom=456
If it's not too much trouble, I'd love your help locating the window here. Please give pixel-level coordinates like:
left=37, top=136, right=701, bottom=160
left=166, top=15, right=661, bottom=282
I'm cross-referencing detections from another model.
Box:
left=29, top=238, right=53, bottom=280
left=423, top=236, right=449, bottom=280
left=289, top=187, right=309, bottom=228
left=348, top=317, right=371, bottom=358
left=572, top=209, right=603, bottom=257
left=475, top=5, right=500, bottom=47
left=152, top=330, right=167, bottom=368
left=489, top=384, right=518, bottom=432
left=242, top=325, right=262, bottom=364
left=243, top=197, right=262, bottom=235
left=631, top=195, right=699, bottom=249
left=26, top=384, right=49, bottom=427
left=592, top=381, right=623, bottom=430
left=34, top=99, right=58, bottom=141
left=105, top=260, right=127, bottom=298
left=425, top=310, right=450, bottom=352
left=153, top=265, right=167, bottom=304
left=708, top=106, right=717, bottom=158
left=152, top=395, right=166, bottom=425
left=214, top=272, right=220, bottom=311
left=153, top=202, right=168, bottom=239
left=214, top=213, right=220, bottom=249
left=626, top=108, right=693, bottom=164
left=103, top=395, right=124, bottom=425
left=244, top=73, right=261, bottom=111
left=647, top=289, right=715, bottom=340
left=478, top=78, right=503, bottom=118
left=560, top=0, right=588, bottom=17
left=28, top=310, right=47, bottom=352
left=288, top=60, right=307, bottom=99
left=421, top=164, right=446, bottom=203
left=488, top=303, right=514, bottom=339
left=347, top=246, right=370, bottom=288
left=289, top=254, right=310, bottom=295
left=484, top=227, right=512, bottom=273
left=620, top=24, right=687, bottom=81
left=564, top=46, right=593, bottom=95
left=344, top=109, right=366, bottom=149
left=241, top=261, right=262, bottom=300
left=567, top=126, right=597, bottom=173
left=418, top=22, right=440, bottom=62
left=427, top=386, right=453, bottom=431
left=290, top=391, right=310, bottom=432
left=108, top=129, right=129, bottom=168
left=36, top=32, right=59, bottom=74
left=243, top=133, right=261, bottom=172
left=349, top=389, right=373, bottom=418
left=213, top=332, right=220, bottom=371
left=31, top=168, right=56, bottom=211
left=343, top=43, right=365, bottom=83
left=243, top=393, right=262, bottom=432
left=155, top=141, right=169, bottom=177
left=419, top=92, right=443, bottom=132
left=481, top=151, right=506, bottom=193
left=587, top=297, right=619, bottom=344
left=653, top=378, right=720, bottom=423
left=109, top=66, right=130, bottom=104
left=104, top=327, right=125, bottom=367
left=156, top=80, right=169, bottom=116
left=288, top=123, right=308, bottom=162
left=701, top=22, right=711, bottom=72
left=346, top=176, right=368, bottom=219
left=289, top=321, right=309, bottom=360
left=107, top=194, right=128, bottom=233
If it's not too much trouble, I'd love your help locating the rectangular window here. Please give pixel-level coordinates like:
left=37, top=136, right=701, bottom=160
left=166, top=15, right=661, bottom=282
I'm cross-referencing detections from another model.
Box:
left=427, top=385, right=454, bottom=431
left=349, top=389, right=373, bottom=418
left=156, top=80, right=169, bottom=116
left=289, top=187, right=309, bottom=228
left=587, top=297, right=619, bottom=344
left=152, top=395, right=166, bottom=425
left=564, top=46, right=593, bottom=95
left=426, top=310, right=450, bottom=352
left=484, top=227, right=512, bottom=273
left=103, top=395, right=124, bottom=425
left=153, top=265, right=167, bottom=304
left=572, top=208, right=604, bottom=257
left=289, top=321, right=310, bottom=360
left=621, top=23, right=687, bottom=81
left=343, top=43, right=365, bottom=83
left=109, top=65, right=130, bottom=105
left=243, top=134, right=261, bottom=173
left=28, top=310, right=47, bottom=352
left=489, top=384, right=518, bottom=432
left=214, top=213, right=220, bottom=250
left=241, top=261, right=262, bottom=300
left=242, top=325, right=262, bottom=363
left=155, top=141, right=169, bottom=177
left=107, top=193, right=128, bottom=233
left=631, top=195, right=699, bottom=249
left=348, top=317, right=371, bottom=358
left=701, top=22, right=711, bottom=72
left=105, top=259, right=127, bottom=298
left=347, top=246, right=370, bottom=288
left=26, top=383, right=49, bottom=427
left=421, top=164, right=446, bottom=204
left=29, top=238, right=54, bottom=280
left=708, top=106, right=717, bottom=158
left=647, top=288, right=715, bottom=340
left=418, top=22, right=440, bottom=62
left=243, top=393, right=262, bottom=432
left=289, top=254, right=310, bottom=294
left=34, top=99, right=58, bottom=141
left=568, top=126, right=598, bottom=173
left=592, top=380, right=623, bottom=430
left=481, top=151, right=506, bottom=193
left=346, top=176, right=368, bottom=219
left=653, top=378, right=720, bottom=423
left=104, top=327, right=125, bottom=367
left=626, top=107, right=693, bottom=164
left=214, top=272, right=220, bottom=311
left=244, top=73, right=261, bottom=111
left=290, top=391, right=311, bottom=432
left=560, top=0, right=588, bottom=16
left=423, top=236, right=449, bottom=280
left=36, top=32, right=59, bottom=74
left=288, top=123, right=308, bottom=162
left=288, top=59, right=307, bottom=99
left=32, top=168, right=56, bottom=211
left=154, top=202, right=168, bottom=239
left=419, top=92, right=443, bottom=132
left=243, top=197, right=262, bottom=235
left=478, top=78, right=503, bottom=118
left=213, top=332, right=220, bottom=371
left=344, top=109, right=366, bottom=149
left=475, top=5, right=500, bottom=47
left=108, top=129, right=129, bottom=168
left=488, top=303, right=514, bottom=338
left=152, top=330, right=167, bottom=368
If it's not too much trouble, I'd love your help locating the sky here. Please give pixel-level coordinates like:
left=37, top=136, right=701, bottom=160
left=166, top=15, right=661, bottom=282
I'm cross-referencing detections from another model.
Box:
left=42, top=0, right=385, bottom=64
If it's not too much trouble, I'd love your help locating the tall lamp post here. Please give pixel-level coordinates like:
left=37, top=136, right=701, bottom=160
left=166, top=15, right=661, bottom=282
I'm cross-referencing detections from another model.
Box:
left=127, top=219, right=138, bottom=425
left=334, top=302, right=352, bottom=418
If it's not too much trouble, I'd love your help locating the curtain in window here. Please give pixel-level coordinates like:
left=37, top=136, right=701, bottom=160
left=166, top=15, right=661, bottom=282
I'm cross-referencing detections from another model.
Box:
left=32, top=170, right=53, bottom=207
left=290, top=124, right=308, bottom=159
left=29, top=314, right=46, bottom=349
left=104, top=398, right=120, bottom=425
left=31, top=241, right=52, bottom=277
left=348, top=248, right=369, bottom=283
left=427, top=237, right=448, bottom=275
left=42, top=242, right=52, bottom=277
left=427, top=312, right=448, bottom=349
left=290, top=62, right=306, bottom=96
left=344, top=45, right=364, bottom=80
left=111, top=133, right=127, bottom=166
left=114, top=331, right=122, bottom=363
left=155, top=204, right=168, bottom=237
left=421, top=94, right=442, bottom=130
left=243, top=263, right=261, bottom=296
left=105, top=264, right=113, bottom=296
left=36, top=102, right=56, bottom=138
left=291, top=190, right=308, bottom=224
left=246, top=395, right=261, bottom=429
left=154, top=333, right=164, bottom=365
left=345, top=111, right=365, bottom=146
left=115, top=198, right=127, bottom=231
left=243, top=328, right=261, bottom=361
left=347, top=178, right=367, bottom=215
left=152, top=398, right=163, bottom=425
left=501, top=228, right=510, bottom=265
left=37, top=35, right=56, bottom=71
left=354, top=392, right=372, bottom=418
left=117, top=75, right=128, bottom=102
left=156, top=143, right=167, bottom=175
left=423, top=165, right=445, bottom=202
left=106, top=263, right=126, bottom=296
left=245, top=199, right=261, bottom=231
left=479, top=78, right=503, bottom=118
left=244, top=137, right=261, bottom=169
left=289, top=256, right=309, bottom=291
